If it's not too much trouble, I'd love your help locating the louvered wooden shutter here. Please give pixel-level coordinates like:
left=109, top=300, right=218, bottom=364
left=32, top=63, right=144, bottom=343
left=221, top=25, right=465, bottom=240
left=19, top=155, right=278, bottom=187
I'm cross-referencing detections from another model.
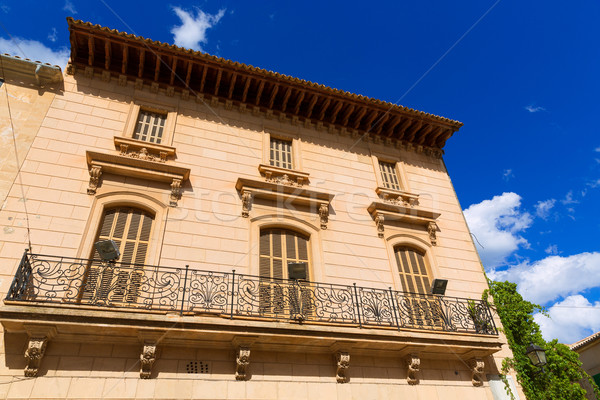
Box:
left=134, top=110, right=166, bottom=144
left=379, top=161, right=401, bottom=190
left=269, top=138, right=293, bottom=169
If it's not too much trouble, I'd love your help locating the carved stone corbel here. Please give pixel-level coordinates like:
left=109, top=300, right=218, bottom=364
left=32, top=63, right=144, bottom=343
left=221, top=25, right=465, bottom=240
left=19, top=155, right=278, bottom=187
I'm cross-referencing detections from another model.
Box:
left=319, top=204, right=329, bottom=230
left=84, top=66, right=94, bottom=79
left=87, top=165, right=102, bottom=195
left=427, top=222, right=438, bottom=246
left=335, top=352, right=350, bottom=383
left=135, top=78, right=144, bottom=90
left=241, top=190, right=252, bottom=218
left=150, top=82, right=159, bottom=93
left=24, top=337, right=48, bottom=377
left=140, top=343, right=157, bottom=379
left=375, top=213, right=385, bottom=238
left=118, top=74, right=127, bottom=86
left=101, top=70, right=111, bottom=82
left=235, top=347, right=251, bottom=381
left=166, top=86, right=175, bottom=97
left=406, top=354, right=420, bottom=385
left=468, top=358, right=484, bottom=387
left=170, top=178, right=182, bottom=207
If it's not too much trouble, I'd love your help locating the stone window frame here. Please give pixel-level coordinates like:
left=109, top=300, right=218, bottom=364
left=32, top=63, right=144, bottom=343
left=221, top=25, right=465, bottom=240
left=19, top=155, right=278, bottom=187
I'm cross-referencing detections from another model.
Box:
left=122, top=100, right=177, bottom=147
left=370, top=154, right=410, bottom=193
left=262, top=128, right=303, bottom=172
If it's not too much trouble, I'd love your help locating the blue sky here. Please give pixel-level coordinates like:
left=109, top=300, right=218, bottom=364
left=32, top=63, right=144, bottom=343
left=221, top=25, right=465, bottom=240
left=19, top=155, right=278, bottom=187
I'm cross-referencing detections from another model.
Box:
left=1, top=1, right=599, bottom=344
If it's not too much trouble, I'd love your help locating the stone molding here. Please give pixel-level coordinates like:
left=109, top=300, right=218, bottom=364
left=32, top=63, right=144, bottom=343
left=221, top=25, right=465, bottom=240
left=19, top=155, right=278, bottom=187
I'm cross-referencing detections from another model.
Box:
left=368, top=202, right=440, bottom=243
left=376, top=186, right=419, bottom=207
left=258, top=164, right=310, bottom=187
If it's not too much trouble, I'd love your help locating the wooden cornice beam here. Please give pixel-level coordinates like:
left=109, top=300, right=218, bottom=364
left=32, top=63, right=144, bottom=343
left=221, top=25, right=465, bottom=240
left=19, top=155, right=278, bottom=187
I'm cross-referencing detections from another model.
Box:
left=329, top=100, right=344, bottom=124
left=341, top=104, right=355, bottom=125
left=214, top=68, right=223, bottom=96
left=87, top=36, right=94, bottom=66
left=241, top=76, right=251, bottom=103
left=268, top=84, right=279, bottom=109
left=280, top=87, right=292, bottom=113
left=153, top=55, right=161, bottom=81
left=426, top=126, right=445, bottom=146
left=352, top=107, right=368, bottom=129
left=393, top=117, right=413, bottom=137
left=415, top=124, right=433, bottom=144
left=293, top=91, right=305, bottom=115
left=306, top=93, right=319, bottom=119
left=405, top=120, right=423, bottom=141
left=138, top=49, right=144, bottom=78
left=317, top=98, right=331, bottom=120
left=228, top=72, right=238, bottom=99
left=169, top=57, right=177, bottom=86
left=69, top=32, right=77, bottom=61
left=184, top=61, right=193, bottom=87
left=384, top=114, right=402, bottom=137
left=199, top=65, right=208, bottom=92
left=104, top=40, right=111, bottom=70
left=255, top=80, right=265, bottom=105
left=374, top=112, right=390, bottom=134
left=436, top=128, right=454, bottom=147
left=121, top=45, right=128, bottom=74
left=363, top=110, right=379, bottom=131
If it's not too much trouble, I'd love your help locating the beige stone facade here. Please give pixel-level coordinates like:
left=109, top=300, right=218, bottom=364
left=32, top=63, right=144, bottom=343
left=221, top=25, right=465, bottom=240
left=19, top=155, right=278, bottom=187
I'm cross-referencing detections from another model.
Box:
left=0, top=19, right=522, bottom=399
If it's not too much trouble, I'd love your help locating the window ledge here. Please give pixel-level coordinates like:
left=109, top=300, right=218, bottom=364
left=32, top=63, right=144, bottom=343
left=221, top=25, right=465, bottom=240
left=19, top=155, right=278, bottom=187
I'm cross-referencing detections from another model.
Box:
left=258, top=164, right=310, bottom=186
left=114, top=136, right=176, bottom=162
left=236, top=177, right=333, bottom=229
left=367, top=201, right=440, bottom=244
left=86, top=150, right=190, bottom=206
left=375, top=186, right=419, bottom=207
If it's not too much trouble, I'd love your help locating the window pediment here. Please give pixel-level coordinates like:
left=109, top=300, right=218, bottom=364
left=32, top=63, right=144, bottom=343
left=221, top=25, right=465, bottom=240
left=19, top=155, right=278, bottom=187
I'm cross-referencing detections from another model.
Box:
left=367, top=200, right=440, bottom=244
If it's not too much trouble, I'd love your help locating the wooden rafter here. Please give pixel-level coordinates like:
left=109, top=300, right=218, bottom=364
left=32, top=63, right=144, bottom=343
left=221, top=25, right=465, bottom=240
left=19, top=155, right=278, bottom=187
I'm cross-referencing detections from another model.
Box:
left=341, top=104, right=355, bottom=125
left=374, top=112, right=390, bottom=134
left=228, top=72, right=237, bottom=99
left=306, top=93, right=319, bottom=118
left=104, top=40, right=111, bottom=70
left=280, top=87, right=292, bottom=113
left=121, top=45, right=128, bottom=74
left=153, top=55, right=160, bottom=81
left=363, top=110, right=379, bottom=131
left=255, top=80, right=265, bottom=105
left=293, top=91, right=305, bottom=114
left=185, top=61, right=193, bottom=87
left=138, top=49, right=144, bottom=78
left=428, top=126, right=446, bottom=144
left=352, top=107, right=368, bottom=129
left=405, top=120, right=423, bottom=141
left=169, top=57, right=177, bottom=86
left=87, top=36, right=94, bottom=66
left=199, top=65, right=208, bottom=92
left=415, top=124, right=433, bottom=144
left=393, top=117, right=413, bottom=137
left=268, top=84, right=279, bottom=109
left=317, top=98, right=331, bottom=120
left=329, top=100, right=344, bottom=124
left=70, top=32, right=77, bottom=60
left=214, top=69, right=223, bottom=96
left=384, top=115, right=402, bottom=137
left=241, top=76, right=251, bottom=103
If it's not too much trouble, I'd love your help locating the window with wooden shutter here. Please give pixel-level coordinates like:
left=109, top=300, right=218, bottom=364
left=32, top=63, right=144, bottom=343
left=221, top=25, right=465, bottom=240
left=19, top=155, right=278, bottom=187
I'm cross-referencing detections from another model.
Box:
left=269, top=138, right=293, bottom=169
left=81, top=207, right=154, bottom=305
left=259, top=228, right=311, bottom=316
left=379, top=161, right=401, bottom=191
left=133, top=110, right=166, bottom=144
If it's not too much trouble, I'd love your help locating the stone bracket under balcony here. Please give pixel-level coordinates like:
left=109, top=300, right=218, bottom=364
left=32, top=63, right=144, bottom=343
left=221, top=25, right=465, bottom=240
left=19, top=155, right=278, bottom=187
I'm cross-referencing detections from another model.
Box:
left=367, top=201, right=441, bottom=243
left=86, top=150, right=190, bottom=206
left=235, top=177, right=334, bottom=229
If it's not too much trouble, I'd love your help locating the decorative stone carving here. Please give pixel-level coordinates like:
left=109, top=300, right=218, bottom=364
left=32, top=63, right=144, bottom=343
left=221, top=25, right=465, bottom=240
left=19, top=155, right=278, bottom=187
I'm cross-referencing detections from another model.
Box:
left=319, top=204, right=329, bottom=230
left=87, top=165, right=102, bottom=195
left=166, top=86, right=175, bottom=97
left=225, top=100, right=233, bottom=110
left=335, top=352, right=350, bottom=383
left=135, top=78, right=144, bottom=90
left=406, top=354, right=420, bottom=385
left=241, top=190, right=252, bottom=218
left=375, top=213, right=385, bottom=238
left=84, top=66, right=94, bottom=79
left=427, top=222, right=438, bottom=246
left=118, top=74, right=127, bottom=86
left=24, top=337, right=48, bottom=377
left=140, top=344, right=157, bottom=379
left=150, top=82, right=159, bottom=93
left=468, top=358, right=484, bottom=387
left=235, top=347, right=251, bottom=381
left=170, top=178, right=182, bottom=207
left=101, top=70, right=111, bottom=82
left=266, top=173, right=300, bottom=187
left=181, top=90, right=190, bottom=101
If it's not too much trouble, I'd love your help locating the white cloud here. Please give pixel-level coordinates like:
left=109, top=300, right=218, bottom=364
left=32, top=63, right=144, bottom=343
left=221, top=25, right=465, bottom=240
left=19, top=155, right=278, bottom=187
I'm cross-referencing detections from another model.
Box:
left=463, top=192, right=532, bottom=268
left=534, top=199, right=556, bottom=220
left=0, top=37, right=69, bottom=67
left=561, top=190, right=578, bottom=205
left=544, top=244, right=559, bottom=255
left=1, top=4, right=9, bottom=13
left=171, top=6, right=226, bottom=51
left=525, top=105, right=546, bottom=113
left=502, top=169, right=514, bottom=181
left=534, top=295, right=600, bottom=344
left=488, top=252, right=600, bottom=304
left=595, top=147, right=600, bottom=152
left=48, top=28, right=58, bottom=43
left=63, top=0, right=76, bottom=14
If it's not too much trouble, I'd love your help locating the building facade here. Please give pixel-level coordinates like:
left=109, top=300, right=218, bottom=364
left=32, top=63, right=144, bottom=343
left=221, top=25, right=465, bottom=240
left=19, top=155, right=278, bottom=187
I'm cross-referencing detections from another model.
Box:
left=571, top=332, right=600, bottom=400
left=0, top=18, right=520, bottom=399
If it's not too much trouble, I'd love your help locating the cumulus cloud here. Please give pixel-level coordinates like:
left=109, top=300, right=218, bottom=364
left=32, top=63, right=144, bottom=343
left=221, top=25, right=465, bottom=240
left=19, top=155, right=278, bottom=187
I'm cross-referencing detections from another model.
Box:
left=0, top=37, right=69, bottom=67
left=463, top=192, right=532, bottom=268
left=63, top=0, right=76, bottom=14
left=171, top=6, right=226, bottom=51
left=544, top=245, right=559, bottom=255
left=525, top=105, right=546, bottom=113
left=561, top=190, right=578, bottom=205
left=488, top=252, right=600, bottom=305
left=48, top=27, right=58, bottom=43
left=534, top=199, right=556, bottom=220
left=534, top=295, right=600, bottom=344
left=502, top=169, right=514, bottom=181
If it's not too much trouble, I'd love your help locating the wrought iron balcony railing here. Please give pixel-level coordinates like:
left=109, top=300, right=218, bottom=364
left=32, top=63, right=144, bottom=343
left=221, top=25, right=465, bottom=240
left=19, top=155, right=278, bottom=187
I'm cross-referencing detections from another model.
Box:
left=5, top=252, right=497, bottom=335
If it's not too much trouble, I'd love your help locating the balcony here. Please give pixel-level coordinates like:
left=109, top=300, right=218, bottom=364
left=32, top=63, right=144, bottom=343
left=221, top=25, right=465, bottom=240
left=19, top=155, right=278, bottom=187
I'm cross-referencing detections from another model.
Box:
left=5, top=252, right=497, bottom=336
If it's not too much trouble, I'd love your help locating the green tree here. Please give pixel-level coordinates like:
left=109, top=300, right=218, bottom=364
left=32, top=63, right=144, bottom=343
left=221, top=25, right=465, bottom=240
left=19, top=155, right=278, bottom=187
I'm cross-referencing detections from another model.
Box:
left=484, top=280, right=600, bottom=400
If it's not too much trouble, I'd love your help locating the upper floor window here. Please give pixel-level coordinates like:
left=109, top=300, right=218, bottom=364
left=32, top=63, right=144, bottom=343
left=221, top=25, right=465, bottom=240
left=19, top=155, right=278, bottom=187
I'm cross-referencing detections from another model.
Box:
left=379, top=161, right=401, bottom=191
left=394, top=246, right=431, bottom=295
left=269, top=137, right=293, bottom=169
left=133, top=110, right=167, bottom=144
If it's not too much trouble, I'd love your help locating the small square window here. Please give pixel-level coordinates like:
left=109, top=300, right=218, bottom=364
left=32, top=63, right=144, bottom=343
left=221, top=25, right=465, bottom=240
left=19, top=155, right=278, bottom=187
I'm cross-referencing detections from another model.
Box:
left=133, top=110, right=166, bottom=144
left=270, top=137, right=293, bottom=169
left=379, top=161, right=401, bottom=191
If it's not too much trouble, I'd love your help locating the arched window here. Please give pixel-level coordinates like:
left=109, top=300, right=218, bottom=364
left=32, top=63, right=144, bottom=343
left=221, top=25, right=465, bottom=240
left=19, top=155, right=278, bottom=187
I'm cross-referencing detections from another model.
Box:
left=258, top=228, right=311, bottom=317
left=394, top=246, right=431, bottom=294
left=81, top=207, right=154, bottom=305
